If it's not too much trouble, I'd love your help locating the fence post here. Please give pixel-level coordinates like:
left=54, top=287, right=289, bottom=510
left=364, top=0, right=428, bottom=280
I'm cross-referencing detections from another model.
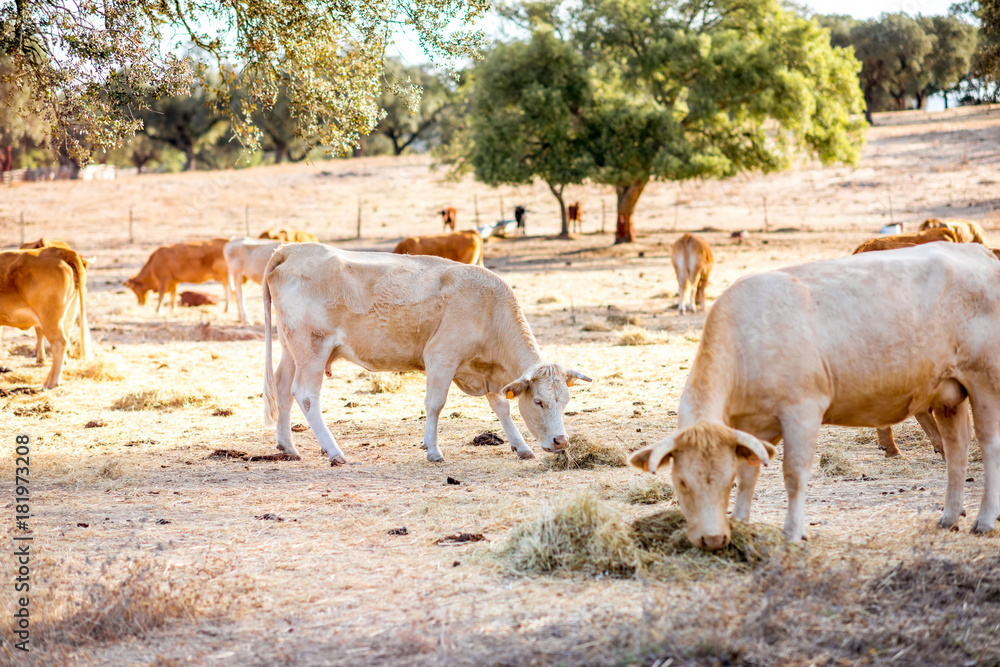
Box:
left=474, top=193, right=480, bottom=226
left=762, top=195, right=768, bottom=232
left=500, top=194, right=504, bottom=221
left=129, top=207, right=134, bottom=243
left=356, top=194, right=362, bottom=239
left=20, top=211, right=25, bottom=246
left=601, top=200, right=606, bottom=234
left=245, top=206, right=250, bottom=236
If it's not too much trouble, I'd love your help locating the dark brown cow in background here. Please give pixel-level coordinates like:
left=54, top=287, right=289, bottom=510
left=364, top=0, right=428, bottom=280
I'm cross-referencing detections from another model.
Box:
left=568, top=202, right=582, bottom=234
left=439, top=207, right=457, bottom=232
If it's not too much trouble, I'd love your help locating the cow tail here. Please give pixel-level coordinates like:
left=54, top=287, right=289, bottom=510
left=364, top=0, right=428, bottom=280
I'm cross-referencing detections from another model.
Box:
left=474, top=237, right=484, bottom=266
left=685, top=235, right=698, bottom=283
left=65, top=250, right=90, bottom=359
left=262, top=271, right=278, bottom=426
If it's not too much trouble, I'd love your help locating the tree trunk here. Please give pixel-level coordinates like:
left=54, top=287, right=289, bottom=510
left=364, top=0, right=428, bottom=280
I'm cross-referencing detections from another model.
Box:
left=915, top=91, right=925, bottom=109
left=615, top=181, right=647, bottom=244
left=1, top=145, right=11, bottom=171
left=184, top=145, right=196, bottom=171
left=943, top=93, right=949, bottom=110
left=274, top=146, right=287, bottom=164
left=547, top=182, right=570, bottom=239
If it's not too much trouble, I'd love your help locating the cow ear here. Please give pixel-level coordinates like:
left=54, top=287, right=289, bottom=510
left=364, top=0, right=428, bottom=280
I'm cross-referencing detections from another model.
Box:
left=732, top=430, right=777, bottom=468
left=629, top=436, right=676, bottom=474
left=564, top=369, right=593, bottom=387
left=502, top=377, right=529, bottom=400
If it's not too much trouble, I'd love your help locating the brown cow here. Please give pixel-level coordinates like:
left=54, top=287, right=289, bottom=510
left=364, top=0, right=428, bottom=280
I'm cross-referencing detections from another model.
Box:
left=179, top=291, right=219, bottom=307
left=439, top=207, right=457, bottom=232
left=125, top=239, right=230, bottom=313
left=919, top=218, right=987, bottom=244
left=853, top=226, right=958, bottom=457
left=853, top=227, right=957, bottom=254
left=0, top=246, right=90, bottom=388
left=20, top=238, right=72, bottom=250
left=671, top=233, right=714, bottom=314
left=568, top=202, right=582, bottom=234
left=393, top=230, right=484, bottom=266
left=258, top=229, right=318, bottom=243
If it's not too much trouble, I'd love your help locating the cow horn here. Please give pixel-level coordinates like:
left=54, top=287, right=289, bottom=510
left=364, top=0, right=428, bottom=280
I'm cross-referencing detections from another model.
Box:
left=629, top=435, right=676, bottom=474
left=565, top=369, right=593, bottom=387
left=732, top=430, right=775, bottom=467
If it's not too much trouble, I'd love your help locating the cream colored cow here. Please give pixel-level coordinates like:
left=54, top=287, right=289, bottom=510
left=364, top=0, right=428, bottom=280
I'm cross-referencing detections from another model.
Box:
left=262, top=243, right=591, bottom=465
left=223, top=238, right=281, bottom=324
left=631, top=243, right=1000, bottom=549
left=672, top=233, right=714, bottom=314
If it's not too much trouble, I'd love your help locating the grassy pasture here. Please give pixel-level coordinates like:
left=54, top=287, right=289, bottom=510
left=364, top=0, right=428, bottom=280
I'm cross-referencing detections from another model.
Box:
left=1, top=106, right=999, bottom=665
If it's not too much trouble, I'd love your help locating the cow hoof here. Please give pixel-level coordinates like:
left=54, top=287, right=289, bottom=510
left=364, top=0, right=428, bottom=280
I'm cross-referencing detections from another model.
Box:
left=971, top=519, right=998, bottom=534
left=937, top=515, right=961, bottom=530
left=516, top=449, right=536, bottom=460
left=884, top=451, right=901, bottom=459
left=330, top=456, right=346, bottom=467
left=427, top=453, right=445, bottom=463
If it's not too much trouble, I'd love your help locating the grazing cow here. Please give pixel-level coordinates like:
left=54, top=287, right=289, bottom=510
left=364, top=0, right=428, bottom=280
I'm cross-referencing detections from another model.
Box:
left=262, top=243, right=591, bottom=465
left=853, top=227, right=957, bottom=254
left=20, top=238, right=72, bottom=250
left=439, top=207, right=457, bottom=232
left=671, top=233, right=714, bottom=314
left=630, top=243, right=1000, bottom=549
left=224, top=238, right=282, bottom=324
left=125, top=238, right=230, bottom=313
left=258, top=229, right=318, bottom=243
left=853, top=227, right=957, bottom=457
left=514, top=206, right=526, bottom=236
left=568, top=202, right=582, bottom=234
left=919, top=218, right=987, bottom=244
left=0, top=246, right=90, bottom=388
left=392, top=230, right=484, bottom=266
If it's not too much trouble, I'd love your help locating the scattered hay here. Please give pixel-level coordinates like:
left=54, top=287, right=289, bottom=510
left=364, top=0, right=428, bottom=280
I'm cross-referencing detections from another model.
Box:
left=651, top=291, right=675, bottom=299
left=368, top=372, right=405, bottom=394
left=19, top=553, right=250, bottom=647
left=496, top=491, right=638, bottom=576
left=96, top=458, right=129, bottom=481
left=818, top=447, right=859, bottom=477
left=581, top=320, right=612, bottom=332
left=536, top=295, right=559, bottom=304
left=0, top=386, right=38, bottom=397
left=621, top=476, right=675, bottom=505
left=64, top=356, right=125, bottom=382
left=615, top=325, right=662, bottom=346
left=193, top=322, right=262, bottom=342
left=13, top=401, right=53, bottom=417
left=630, top=509, right=784, bottom=566
left=606, top=313, right=644, bottom=327
left=544, top=434, right=630, bottom=470
left=0, top=367, right=43, bottom=384
left=8, top=344, right=35, bottom=357
left=111, top=388, right=211, bottom=411
left=436, top=533, right=486, bottom=545
left=212, top=408, right=234, bottom=417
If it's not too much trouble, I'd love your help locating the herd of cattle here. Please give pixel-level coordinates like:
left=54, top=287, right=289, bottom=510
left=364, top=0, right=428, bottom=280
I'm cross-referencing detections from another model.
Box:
left=2, top=214, right=999, bottom=550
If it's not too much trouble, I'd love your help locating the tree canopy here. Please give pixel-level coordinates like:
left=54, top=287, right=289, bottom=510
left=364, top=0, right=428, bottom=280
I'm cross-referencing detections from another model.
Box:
left=456, top=0, right=866, bottom=243
left=0, top=0, right=488, bottom=163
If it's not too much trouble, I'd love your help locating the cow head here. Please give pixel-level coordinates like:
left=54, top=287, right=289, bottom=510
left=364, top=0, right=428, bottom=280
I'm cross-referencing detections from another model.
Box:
left=501, top=364, right=592, bottom=453
left=629, top=423, right=776, bottom=550
left=123, top=277, right=150, bottom=305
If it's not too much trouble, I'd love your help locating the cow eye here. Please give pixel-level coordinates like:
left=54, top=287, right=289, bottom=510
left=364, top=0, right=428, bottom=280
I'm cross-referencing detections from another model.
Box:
left=534, top=399, right=544, bottom=408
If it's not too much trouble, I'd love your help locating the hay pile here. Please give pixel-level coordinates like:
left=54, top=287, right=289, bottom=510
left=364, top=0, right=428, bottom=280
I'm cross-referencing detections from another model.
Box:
left=497, top=494, right=785, bottom=578
left=818, top=447, right=858, bottom=478
left=621, top=476, right=675, bottom=505
left=111, top=388, right=212, bottom=411
left=544, top=434, right=630, bottom=470
left=616, top=325, right=660, bottom=346
left=497, top=492, right=639, bottom=576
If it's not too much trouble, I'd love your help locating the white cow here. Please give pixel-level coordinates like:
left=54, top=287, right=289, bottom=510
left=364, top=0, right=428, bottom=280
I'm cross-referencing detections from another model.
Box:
left=630, top=243, right=1000, bottom=549
left=261, top=243, right=591, bottom=465
left=223, top=238, right=281, bottom=324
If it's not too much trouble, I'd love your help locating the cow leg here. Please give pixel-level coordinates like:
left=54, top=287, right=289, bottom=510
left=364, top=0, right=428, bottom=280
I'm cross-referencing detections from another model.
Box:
left=37, top=321, right=66, bottom=390
left=154, top=290, right=166, bottom=314
left=732, top=459, right=761, bottom=522
left=677, top=276, right=688, bottom=314
left=877, top=427, right=901, bottom=457
left=273, top=352, right=301, bottom=460
left=778, top=407, right=823, bottom=542
left=486, top=392, right=535, bottom=460
left=422, top=368, right=455, bottom=463
left=914, top=411, right=944, bottom=458
left=695, top=272, right=709, bottom=312
left=34, top=326, right=45, bottom=364
left=234, top=275, right=249, bottom=324
left=969, top=399, right=1000, bottom=534
left=292, top=362, right=346, bottom=466
left=935, top=401, right=972, bottom=529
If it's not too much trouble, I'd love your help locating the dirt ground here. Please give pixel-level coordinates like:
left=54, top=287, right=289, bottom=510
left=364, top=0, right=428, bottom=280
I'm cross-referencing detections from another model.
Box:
left=1, top=106, right=1000, bottom=666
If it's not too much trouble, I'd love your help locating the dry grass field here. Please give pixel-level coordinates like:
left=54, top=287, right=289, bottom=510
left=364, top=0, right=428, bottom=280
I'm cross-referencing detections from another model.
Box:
left=1, top=106, right=1000, bottom=665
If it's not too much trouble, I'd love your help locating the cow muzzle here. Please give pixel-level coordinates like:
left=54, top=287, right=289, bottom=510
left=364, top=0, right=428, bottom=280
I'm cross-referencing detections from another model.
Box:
left=545, top=435, right=569, bottom=452
left=697, top=534, right=729, bottom=551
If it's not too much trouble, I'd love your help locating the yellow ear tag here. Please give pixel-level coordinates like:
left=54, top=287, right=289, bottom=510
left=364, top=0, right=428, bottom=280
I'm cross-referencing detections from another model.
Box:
left=506, top=390, right=515, bottom=399
left=567, top=378, right=576, bottom=387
